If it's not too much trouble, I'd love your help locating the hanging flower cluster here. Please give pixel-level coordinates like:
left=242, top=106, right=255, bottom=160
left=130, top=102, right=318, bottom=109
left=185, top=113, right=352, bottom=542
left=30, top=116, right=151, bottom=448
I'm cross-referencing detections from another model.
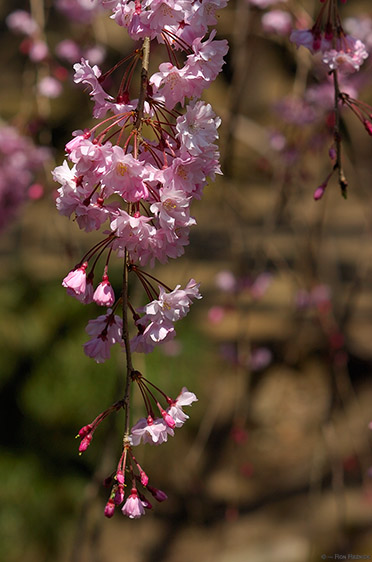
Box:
left=52, top=0, right=228, bottom=518
left=0, top=125, right=48, bottom=231
left=290, top=0, right=372, bottom=199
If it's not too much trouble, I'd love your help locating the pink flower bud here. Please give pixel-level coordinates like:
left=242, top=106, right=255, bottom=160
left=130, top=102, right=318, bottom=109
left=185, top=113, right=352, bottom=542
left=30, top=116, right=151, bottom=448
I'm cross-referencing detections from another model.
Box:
left=313, top=185, right=326, bottom=201
left=114, top=484, right=125, bottom=505
left=79, top=434, right=92, bottom=452
left=78, top=423, right=93, bottom=438
left=140, top=470, right=149, bottom=487
left=147, top=485, right=168, bottom=502
left=104, top=499, right=116, bottom=518
left=116, top=471, right=125, bottom=485
left=161, top=409, right=176, bottom=429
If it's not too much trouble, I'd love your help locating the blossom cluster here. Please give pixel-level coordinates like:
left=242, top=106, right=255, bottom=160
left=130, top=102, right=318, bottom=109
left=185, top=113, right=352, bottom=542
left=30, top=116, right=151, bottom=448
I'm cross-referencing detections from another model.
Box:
left=278, top=0, right=372, bottom=199
left=290, top=0, right=368, bottom=74
left=0, top=125, right=48, bottom=231
left=53, top=0, right=228, bottom=518
left=6, top=8, right=106, bottom=99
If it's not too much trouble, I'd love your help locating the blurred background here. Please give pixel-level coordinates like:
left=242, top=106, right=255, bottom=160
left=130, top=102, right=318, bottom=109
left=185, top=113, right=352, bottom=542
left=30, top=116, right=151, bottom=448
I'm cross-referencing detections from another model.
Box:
left=2, top=0, right=372, bottom=561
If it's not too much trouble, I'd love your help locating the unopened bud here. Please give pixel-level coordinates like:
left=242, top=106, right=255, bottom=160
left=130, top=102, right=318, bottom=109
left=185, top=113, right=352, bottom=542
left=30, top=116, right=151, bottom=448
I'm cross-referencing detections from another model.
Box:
left=140, top=470, right=149, bottom=487
left=78, top=424, right=93, bottom=438
left=116, top=471, right=125, bottom=485
left=79, top=434, right=92, bottom=452
left=161, top=410, right=176, bottom=429
left=313, top=185, right=326, bottom=201
left=104, top=499, right=115, bottom=518
left=114, top=484, right=125, bottom=505
left=147, top=485, right=168, bottom=502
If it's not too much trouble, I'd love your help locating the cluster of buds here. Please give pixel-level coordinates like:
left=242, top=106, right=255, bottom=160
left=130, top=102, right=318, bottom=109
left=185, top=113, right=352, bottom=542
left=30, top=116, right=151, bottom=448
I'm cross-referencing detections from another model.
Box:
left=53, top=0, right=228, bottom=518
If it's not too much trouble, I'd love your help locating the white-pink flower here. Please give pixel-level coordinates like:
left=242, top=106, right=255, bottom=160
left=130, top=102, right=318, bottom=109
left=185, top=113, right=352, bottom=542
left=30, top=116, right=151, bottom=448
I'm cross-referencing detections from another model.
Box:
left=186, top=31, right=229, bottom=82
left=166, top=387, right=198, bottom=428
left=150, top=186, right=195, bottom=235
left=176, top=101, right=221, bottom=156
left=73, top=58, right=113, bottom=117
left=103, top=147, right=148, bottom=201
left=150, top=63, right=195, bottom=108
left=131, top=280, right=201, bottom=353
left=322, top=38, right=368, bottom=73
left=130, top=416, right=174, bottom=445
left=121, top=490, right=146, bottom=519
left=62, top=263, right=88, bottom=296
left=84, top=309, right=123, bottom=363
left=93, top=274, right=115, bottom=306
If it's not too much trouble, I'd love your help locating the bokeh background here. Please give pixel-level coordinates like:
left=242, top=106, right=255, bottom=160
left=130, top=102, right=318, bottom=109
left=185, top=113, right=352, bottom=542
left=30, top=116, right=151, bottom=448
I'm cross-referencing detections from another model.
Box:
left=2, top=0, right=372, bottom=561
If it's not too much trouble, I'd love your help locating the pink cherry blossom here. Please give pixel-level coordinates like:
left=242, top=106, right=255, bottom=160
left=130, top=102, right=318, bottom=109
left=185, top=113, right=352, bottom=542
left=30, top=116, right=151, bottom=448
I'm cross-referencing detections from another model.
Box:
left=130, top=416, right=174, bottom=445
left=160, top=156, right=207, bottom=199
left=103, top=147, right=148, bottom=201
left=322, top=39, right=368, bottom=73
left=215, top=270, right=237, bottom=292
left=130, top=319, right=175, bottom=353
left=131, top=280, right=201, bottom=352
left=62, top=263, right=88, bottom=296
left=110, top=210, right=157, bottom=262
left=121, top=490, right=146, bottom=519
left=150, top=62, right=195, bottom=108
left=73, top=59, right=113, bottom=118
left=166, top=387, right=198, bottom=428
left=93, top=274, right=116, bottom=306
left=176, top=101, right=221, bottom=156
left=150, top=186, right=195, bottom=234
left=186, top=31, right=229, bottom=83
left=84, top=309, right=123, bottom=362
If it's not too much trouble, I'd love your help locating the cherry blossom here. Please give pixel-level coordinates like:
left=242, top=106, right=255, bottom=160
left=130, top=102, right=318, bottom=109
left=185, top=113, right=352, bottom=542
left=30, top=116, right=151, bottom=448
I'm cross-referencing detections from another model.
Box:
left=322, top=39, right=368, bottom=73
left=93, top=274, right=116, bottom=306
left=130, top=416, right=174, bottom=445
left=121, top=489, right=146, bottom=519
left=62, top=263, right=88, bottom=296
left=166, top=387, right=198, bottom=428
left=176, top=101, right=221, bottom=156
left=84, top=309, right=123, bottom=362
